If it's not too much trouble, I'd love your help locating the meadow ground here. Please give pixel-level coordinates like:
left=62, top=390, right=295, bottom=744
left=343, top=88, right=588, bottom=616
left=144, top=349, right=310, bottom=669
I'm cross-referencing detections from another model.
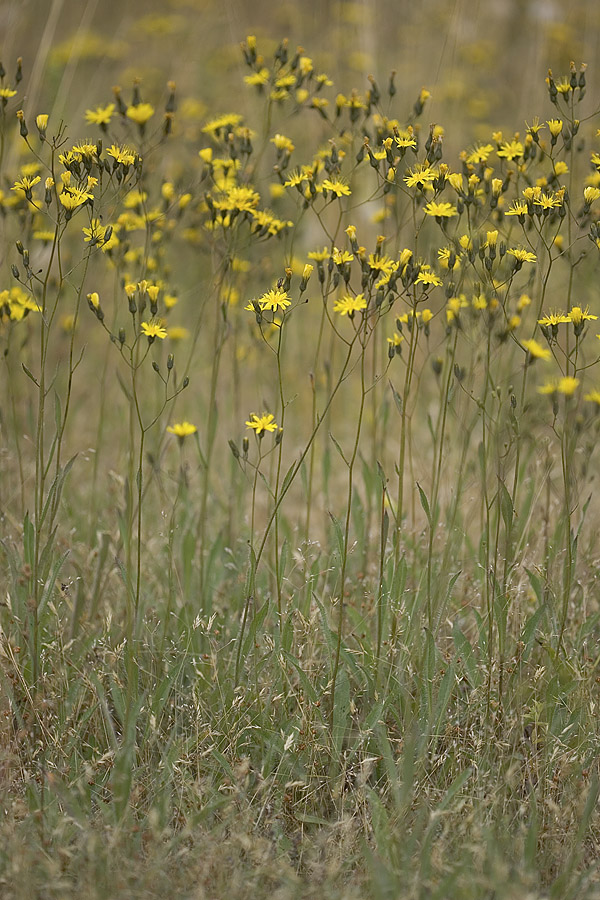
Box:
left=2, top=1, right=600, bottom=897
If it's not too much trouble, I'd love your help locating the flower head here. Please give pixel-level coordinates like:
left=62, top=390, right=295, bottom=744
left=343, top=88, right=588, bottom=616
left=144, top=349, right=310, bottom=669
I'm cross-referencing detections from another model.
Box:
left=245, top=413, right=278, bottom=435
left=257, top=289, right=291, bottom=312
left=167, top=421, right=197, bottom=438
left=333, top=293, right=367, bottom=316
left=424, top=200, right=458, bottom=219
left=141, top=319, right=167, bottom=340
left=321, top=178, right=351, bottom=197
left=126, top=103, right=155, bottom=126
left=522, top=339, right=551, bottom=361
left=538, top=376, right=580, bottom=396
left=85, top=103, right=115, bottom=126
left=507, top=247, right=537, bottom=264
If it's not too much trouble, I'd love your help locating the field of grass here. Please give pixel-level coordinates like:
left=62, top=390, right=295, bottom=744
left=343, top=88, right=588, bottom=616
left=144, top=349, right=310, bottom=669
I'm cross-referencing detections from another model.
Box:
left=2, top=2, right=600, bottom=898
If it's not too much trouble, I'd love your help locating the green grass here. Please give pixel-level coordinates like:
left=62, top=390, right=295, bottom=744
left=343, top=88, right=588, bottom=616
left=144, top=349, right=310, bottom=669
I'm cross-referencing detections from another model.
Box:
left=1, top=10, right=600, bottom=898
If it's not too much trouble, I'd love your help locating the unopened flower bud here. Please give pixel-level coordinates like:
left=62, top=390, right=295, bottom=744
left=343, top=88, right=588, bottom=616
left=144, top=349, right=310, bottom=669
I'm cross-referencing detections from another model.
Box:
left=36, top=114, right=48, bottom=139
left=16, top=109, right=28, bottom=137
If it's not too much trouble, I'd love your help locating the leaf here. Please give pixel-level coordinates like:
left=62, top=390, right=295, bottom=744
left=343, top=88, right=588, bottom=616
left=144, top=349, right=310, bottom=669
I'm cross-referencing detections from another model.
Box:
left=241, top=598, right=269, bottom=659
left=416, top=482, right=432, bottom=526
left=328, top=510, right=345, bottom=561
left=332, top=668, right=350, bottom=756
left=329, top=432, right=349, bottom=467
left=498, top=478, right=514, bottom=533
left=280, top=460, right=297, bottom=496
left=389, top=380, right=403, bottom=415
left=22, top=363, right=39, bottom=387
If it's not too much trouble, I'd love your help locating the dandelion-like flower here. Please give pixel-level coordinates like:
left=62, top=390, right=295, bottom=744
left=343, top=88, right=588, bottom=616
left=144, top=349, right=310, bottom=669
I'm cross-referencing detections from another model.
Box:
left=257, top=289, right=291, bottom=312
left=321, top=178, right=351, bottom=197
left=85, top=103, right=115, bottom=126
left=424, top=200, right=458, bottom=219
left=538, top=376, right=580, bottom=396
left=522, top=339, right=551, bottom=361
left=333, top=293, right=367, bottom=316
left=415, top=270, right=443, bottom=287
left=126, top=103, right=155, bottom=125
left=507, top=248, right=537, bottom=264
left=167, top=421, right=197, bottom=438
left=245, top=413, right=278, bottom=435
left=538, top=311, right=570, bottom=327
left=141, top=320, right=168, bottom=340
left=404, top=164, right=437, bottom=189
left=505, top=201, right=529, bottom=217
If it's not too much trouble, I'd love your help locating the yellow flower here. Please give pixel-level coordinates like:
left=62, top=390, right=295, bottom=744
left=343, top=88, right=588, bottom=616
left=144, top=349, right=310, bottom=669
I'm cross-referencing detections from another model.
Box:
left=534, top=193, right=562, bottom=210
left=538, top=376, right=579, bottom=396
left=584, top=390, right=600, bottom=406
left=167, top=421, right=197, bottom=437
left=321, top=178, right=351, bottom=197
left=538, top=311, right=570, bottom=327
left=404, top=165, right=437, bottom=188
left=569, top=306, right=597, bottom=325
left=505, top=200, right=528, bottom=217
left=271, top=133, right=295, bottom=153
left=202, top=113, right=243, bottom=136
left=424, top=201, right=458, bottom=218
left=244, top=68, right=269, bottom=86
left=333, top=293, right=367, bottom=316
left=87, top=292, right=100, bottom=308
left=497, top=140, right=524, bottom=160
left=82, top=218, right=108, bottom=243
left=547, top=119, right=563, bottom=137
left=308, top=247, right=330, bottom=261
left=245, top=413, right=278, bottom=435
left=85, top=103, right=115, bottom=126
left=522, top=339, right=551, bottom=360
left=141, top=319, right=167, bottom=340
left=332, top=248, right=354, bottom=265
left=465, top=144, right=494, bottom=164
left=167, top=326, right=189, bottom=341
left=415, top=270, right=443, bottom=287
left=507, top=248, right=536, bottom=264
left=12, top=175, right=41, bottom=196
left=257, top=289, right=291, bottom=312
left=59, top=188, right=91, bottom=211
left=106, top=144, right=136, bottom=166
left=126, top=103, right=155, bottom=125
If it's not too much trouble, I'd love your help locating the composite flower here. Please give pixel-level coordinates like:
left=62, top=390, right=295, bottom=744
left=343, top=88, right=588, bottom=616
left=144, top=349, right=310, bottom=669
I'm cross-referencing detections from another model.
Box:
left=141, top=319, right=168, bottom=340
left=522, top=339, right=551, bottom=360
left=85, top=103, right=115, bottom=126
left=333, top=293, right=367, bottom=316
left=167, top=421, right=197, bottom=438
left=538, top=376, right=580, bottom=396
left=321, top=178, right=351, bottom=197
left=424, top=200, right=458, bottom=218
left=257, top=289, right=291, bottom=311
left=507, top=248, right=537, bottom=264
left=245, top=413, right=278, bottom=435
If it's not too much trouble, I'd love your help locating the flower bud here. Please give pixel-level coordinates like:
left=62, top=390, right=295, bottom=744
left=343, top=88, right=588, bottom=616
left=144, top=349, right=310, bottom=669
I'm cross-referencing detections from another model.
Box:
left=36, top=114, right=48, bottom=139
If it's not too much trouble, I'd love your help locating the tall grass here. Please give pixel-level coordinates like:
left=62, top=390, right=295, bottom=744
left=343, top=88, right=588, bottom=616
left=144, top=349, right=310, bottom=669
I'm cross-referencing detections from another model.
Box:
left=1, top=26, right=600, bottom=900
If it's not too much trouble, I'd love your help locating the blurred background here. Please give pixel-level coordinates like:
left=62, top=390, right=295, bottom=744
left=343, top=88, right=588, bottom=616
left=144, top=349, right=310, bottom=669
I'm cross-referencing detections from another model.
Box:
left=2, top=0, right=600, bottom=152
